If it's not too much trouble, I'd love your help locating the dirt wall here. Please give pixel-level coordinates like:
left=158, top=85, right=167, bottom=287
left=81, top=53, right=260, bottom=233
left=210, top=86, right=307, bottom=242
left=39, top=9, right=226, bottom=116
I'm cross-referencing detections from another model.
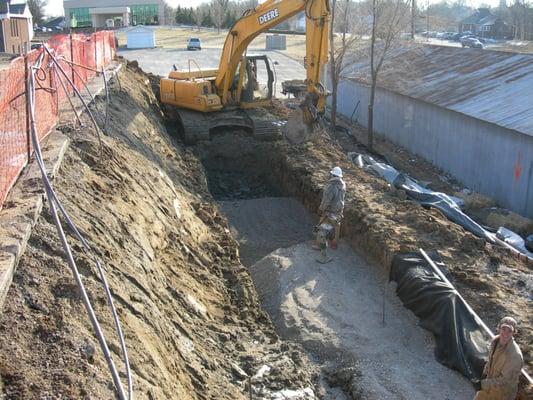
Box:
left=0, top=64, right=316, bottom=399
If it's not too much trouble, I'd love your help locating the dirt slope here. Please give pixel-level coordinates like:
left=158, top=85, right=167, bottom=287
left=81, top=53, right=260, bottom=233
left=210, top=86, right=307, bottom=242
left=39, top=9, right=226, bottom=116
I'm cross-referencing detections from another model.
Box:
left=0, top=64, right=316, bottom=399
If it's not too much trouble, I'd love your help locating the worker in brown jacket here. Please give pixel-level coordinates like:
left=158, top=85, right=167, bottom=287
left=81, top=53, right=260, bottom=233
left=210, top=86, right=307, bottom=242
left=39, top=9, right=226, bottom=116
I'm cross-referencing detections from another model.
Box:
left=313, top=166, right=346, bottom=250
left=473, top=316, right=523, bottom=400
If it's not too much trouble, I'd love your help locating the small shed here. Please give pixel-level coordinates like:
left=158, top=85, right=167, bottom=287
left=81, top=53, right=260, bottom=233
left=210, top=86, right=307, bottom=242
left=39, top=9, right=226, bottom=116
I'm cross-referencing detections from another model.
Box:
left=266, top=34, right=286, bottom=50
left=125, top=25, right=155, bottom=49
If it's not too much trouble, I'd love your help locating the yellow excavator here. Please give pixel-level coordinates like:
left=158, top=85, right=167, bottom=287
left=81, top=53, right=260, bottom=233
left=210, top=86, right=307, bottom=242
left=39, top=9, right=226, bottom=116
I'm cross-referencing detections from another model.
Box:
left=160, top=0, right=330, bottom=144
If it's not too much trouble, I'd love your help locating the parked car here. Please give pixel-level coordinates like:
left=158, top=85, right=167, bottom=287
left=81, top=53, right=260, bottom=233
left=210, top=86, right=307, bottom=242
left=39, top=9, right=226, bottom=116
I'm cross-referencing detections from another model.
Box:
left=451, top=33, right=463, bottom=41
left=461, top=36, right=483, bottom=48
left=443, top=32, right=457, bottom=40
left=186, top=37, right=201, bottom=51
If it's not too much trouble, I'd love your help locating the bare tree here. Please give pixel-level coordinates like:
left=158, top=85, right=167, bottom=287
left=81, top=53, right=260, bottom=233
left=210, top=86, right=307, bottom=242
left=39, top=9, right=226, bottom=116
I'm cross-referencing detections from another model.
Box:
left=27, top=0, right=46, bottom=25
left=212, top=0, right=230, bottom=33
left=367, top=0, right=410, bottom=150
left=411, top=0, right=416, bottom=38
left=194, top=6, right=204, bottom=31
left=163, top=3, right=175, bottom=25
left=328, top=0, right=361, bottom=129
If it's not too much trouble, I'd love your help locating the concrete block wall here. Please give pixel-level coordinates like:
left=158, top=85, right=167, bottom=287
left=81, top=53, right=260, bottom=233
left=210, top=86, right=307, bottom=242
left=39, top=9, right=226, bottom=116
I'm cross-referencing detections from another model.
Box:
left=333, top=79, right=533, bottom=218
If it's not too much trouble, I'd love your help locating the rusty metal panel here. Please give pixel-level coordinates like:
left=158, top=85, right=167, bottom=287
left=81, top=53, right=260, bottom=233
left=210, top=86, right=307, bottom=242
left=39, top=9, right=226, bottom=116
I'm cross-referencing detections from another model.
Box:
left=343, top=46, right=533, bottom=137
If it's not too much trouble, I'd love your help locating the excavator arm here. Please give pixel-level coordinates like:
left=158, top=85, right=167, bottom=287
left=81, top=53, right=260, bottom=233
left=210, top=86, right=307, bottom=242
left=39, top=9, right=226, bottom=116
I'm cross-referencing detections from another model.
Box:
left=160, top=0, right=330, bottom=144
left=215, top=0, right=330, bottom=111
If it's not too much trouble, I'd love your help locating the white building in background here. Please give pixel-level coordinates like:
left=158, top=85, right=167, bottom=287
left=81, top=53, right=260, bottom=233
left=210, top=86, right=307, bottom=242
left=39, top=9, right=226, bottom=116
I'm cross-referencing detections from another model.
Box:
left=63, top=0, right=165, bottom=28
left=125, top=24, right=154, bottom=48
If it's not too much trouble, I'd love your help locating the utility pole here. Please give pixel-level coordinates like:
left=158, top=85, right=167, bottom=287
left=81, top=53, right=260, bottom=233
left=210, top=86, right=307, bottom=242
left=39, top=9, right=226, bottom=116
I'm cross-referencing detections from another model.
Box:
left=426, top=0, right=429, bottom=41
left=411, top=0, right=416, bottom=39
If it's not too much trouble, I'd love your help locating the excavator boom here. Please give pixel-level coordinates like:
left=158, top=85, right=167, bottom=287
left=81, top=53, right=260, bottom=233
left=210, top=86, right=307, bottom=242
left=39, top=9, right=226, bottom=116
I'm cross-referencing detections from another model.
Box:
left=216, top=0, right=330, bottom=108
left=160, top=0, right=330, bottom=144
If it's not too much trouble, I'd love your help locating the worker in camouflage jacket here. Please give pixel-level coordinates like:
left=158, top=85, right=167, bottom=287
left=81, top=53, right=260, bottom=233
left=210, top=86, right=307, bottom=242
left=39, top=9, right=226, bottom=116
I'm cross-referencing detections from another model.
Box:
left=473, top=316, right=523, bottom=400
left=313, top=166, right=346, bottom=250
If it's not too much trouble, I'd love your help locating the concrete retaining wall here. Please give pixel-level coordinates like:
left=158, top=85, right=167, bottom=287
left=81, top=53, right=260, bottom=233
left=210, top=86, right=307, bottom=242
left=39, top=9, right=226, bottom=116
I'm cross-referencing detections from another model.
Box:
left=332, top=79, right=533, bottom=218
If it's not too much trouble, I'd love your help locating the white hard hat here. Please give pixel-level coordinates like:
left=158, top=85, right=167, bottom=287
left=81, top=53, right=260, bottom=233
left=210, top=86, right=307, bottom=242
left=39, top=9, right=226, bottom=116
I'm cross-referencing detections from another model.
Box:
left=330, top=166, right=343, bottom=177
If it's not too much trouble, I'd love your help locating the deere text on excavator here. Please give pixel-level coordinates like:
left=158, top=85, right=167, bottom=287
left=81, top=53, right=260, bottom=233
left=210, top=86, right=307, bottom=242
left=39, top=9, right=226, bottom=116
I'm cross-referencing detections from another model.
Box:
left=159, top=0, right=330, bottom=144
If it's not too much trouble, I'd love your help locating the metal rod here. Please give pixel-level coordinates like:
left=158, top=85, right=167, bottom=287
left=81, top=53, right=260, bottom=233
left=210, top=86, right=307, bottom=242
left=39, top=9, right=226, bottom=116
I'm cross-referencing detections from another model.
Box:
left=24, top=49, right=31, bottom=162
left=382, top=282, right=386, bottom=325
left=53, top=65, right=82, bottom=127
left=419, top=248, right=533, bottom=385
left=58, top=56, right=101, bottom=74
left=44, top=46, right=103, bottom=152
left=28, top=54, right=128, bottom=400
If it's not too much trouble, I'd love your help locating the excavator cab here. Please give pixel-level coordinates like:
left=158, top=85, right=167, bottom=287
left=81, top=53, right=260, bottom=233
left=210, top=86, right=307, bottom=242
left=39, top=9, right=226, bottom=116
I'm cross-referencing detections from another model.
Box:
left=237, top=55, right=274, bottom=108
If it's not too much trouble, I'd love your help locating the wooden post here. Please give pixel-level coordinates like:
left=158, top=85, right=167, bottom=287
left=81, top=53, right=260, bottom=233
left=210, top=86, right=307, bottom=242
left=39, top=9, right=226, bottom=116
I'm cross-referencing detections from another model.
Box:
left=70, top=32, right=76, bottom=95
left=94, top=32, right=98, bottom=70
left=103, top=31, right=107, bottom=64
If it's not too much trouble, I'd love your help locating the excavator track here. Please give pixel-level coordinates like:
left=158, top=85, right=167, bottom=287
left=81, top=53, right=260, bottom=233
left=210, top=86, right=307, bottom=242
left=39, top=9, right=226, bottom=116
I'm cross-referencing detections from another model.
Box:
left=176, top=108, right=281, bottom=144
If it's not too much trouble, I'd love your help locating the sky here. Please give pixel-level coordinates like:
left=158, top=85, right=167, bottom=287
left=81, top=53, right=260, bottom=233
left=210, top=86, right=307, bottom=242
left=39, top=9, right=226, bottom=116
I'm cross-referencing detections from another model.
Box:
left=43, top=0, right=501, bottom=18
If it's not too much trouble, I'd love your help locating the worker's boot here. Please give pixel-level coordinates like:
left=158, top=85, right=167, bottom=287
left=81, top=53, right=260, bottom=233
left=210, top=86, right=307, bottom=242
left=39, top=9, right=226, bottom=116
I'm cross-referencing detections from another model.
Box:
left=329, top=240, right=338, bottom=250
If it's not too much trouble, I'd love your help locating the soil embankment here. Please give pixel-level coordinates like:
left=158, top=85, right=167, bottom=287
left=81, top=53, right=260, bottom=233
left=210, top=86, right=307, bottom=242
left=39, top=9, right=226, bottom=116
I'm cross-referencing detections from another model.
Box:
left=0, top=64, right=316, bottom=399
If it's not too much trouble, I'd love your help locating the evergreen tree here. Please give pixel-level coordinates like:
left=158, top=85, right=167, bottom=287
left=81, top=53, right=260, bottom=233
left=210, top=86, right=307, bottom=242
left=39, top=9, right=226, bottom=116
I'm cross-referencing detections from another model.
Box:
left=202, top=10, right=214, bottom=27
left=223, top=9, right=236, bottom=28
left=175, top=6, right=183, bottom=23
left=186, top=7, right=194, bottom=24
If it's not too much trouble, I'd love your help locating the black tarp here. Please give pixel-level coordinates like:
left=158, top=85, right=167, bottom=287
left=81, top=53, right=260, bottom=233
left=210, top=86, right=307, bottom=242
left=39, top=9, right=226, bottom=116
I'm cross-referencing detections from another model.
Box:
left=390, top=252, right=490, bottom=379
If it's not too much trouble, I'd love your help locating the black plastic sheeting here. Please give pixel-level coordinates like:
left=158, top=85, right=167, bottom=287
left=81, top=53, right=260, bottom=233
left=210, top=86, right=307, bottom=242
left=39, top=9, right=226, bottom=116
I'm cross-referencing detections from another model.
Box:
left=390, top=252, right=489, bottom=380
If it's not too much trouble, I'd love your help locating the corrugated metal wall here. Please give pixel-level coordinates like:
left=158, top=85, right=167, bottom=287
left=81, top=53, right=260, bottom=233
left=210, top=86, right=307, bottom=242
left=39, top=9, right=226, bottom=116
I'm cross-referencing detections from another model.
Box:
left=333, top=79, right=533, bottom=218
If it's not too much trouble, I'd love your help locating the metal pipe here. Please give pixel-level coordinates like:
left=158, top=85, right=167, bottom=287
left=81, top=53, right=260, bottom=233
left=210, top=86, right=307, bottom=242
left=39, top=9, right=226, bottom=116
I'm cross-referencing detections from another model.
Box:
left=102, top=68, right=110, bottom=133
left=28, top=51, right=132, bottom=399
left=43, top=46, right=103, bottom=152
left=57, top=56, right=101, bottom=74
left=419, top=248, right=533, bottom=385
left=53, top=65, right=83, bottom=127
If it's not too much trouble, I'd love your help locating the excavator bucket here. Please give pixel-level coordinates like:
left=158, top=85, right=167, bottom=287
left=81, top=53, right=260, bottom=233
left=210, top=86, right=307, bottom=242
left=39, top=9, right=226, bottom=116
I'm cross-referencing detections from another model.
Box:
left=282, top=93, right=325, bottom=145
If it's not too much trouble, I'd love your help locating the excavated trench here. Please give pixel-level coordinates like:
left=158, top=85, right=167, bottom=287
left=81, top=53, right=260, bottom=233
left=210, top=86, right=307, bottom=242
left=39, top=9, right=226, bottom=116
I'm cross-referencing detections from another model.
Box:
left=2, top=62, right=528, bottom=400
left=192, top=134, right=474, bottom=399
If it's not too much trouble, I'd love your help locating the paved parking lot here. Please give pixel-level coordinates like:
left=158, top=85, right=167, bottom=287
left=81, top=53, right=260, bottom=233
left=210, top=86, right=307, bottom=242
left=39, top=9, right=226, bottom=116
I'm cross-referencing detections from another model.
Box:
left=118, top=47, right=306, bottom=98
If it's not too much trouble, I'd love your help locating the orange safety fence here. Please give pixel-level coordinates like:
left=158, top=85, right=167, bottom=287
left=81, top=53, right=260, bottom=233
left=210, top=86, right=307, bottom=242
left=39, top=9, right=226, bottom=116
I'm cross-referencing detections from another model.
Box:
left=0, top=30, right=116, bottom=210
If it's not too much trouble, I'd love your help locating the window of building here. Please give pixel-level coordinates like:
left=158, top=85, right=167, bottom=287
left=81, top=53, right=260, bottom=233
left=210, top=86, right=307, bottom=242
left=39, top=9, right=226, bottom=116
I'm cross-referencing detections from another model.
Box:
left=130, top=4, right=159, bottom=25
left=69, top=8, right=92, bottom=27
left=10, top=19, right=19, bottom=37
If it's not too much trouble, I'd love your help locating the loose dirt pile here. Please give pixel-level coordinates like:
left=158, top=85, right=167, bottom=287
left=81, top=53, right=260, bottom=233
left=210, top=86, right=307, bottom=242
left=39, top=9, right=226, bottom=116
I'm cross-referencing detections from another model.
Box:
left=0, top=63, right=317, bottom=399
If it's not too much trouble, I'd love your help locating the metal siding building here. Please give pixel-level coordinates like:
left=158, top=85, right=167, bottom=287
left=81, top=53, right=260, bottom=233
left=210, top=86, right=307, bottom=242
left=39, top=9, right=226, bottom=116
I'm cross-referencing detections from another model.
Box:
left=333, top=46, right=533, bottom=217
